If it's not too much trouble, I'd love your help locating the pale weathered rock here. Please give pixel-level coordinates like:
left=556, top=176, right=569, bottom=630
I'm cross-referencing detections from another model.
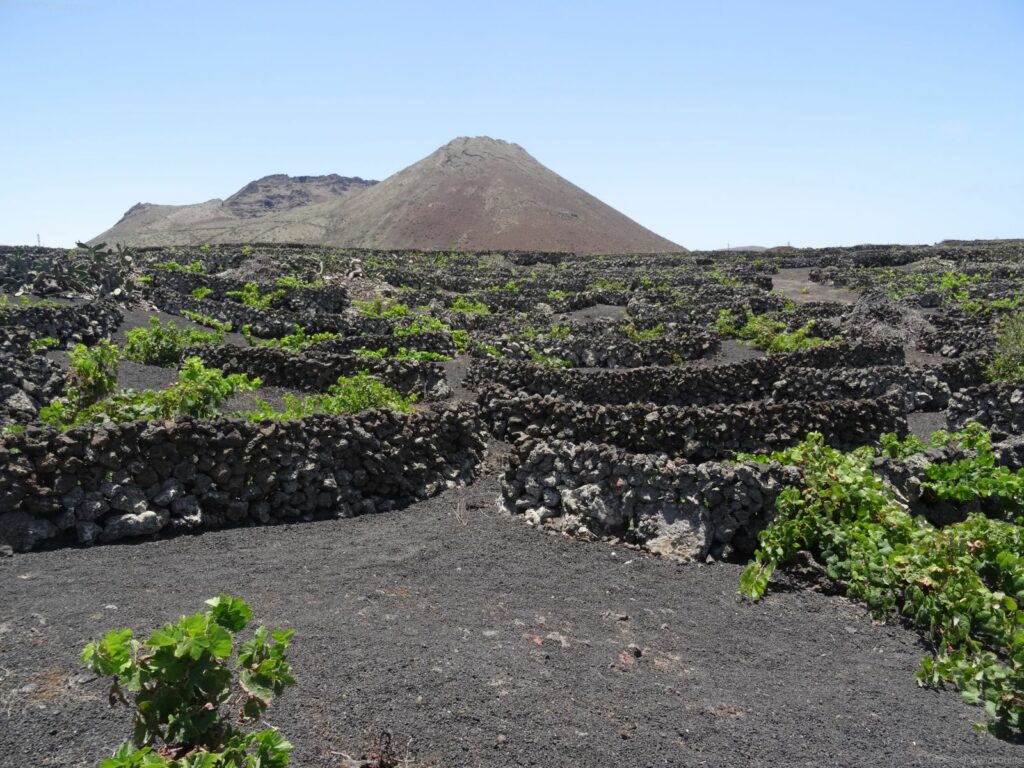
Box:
left=99, top=509, right=170, bottom=542
left=640, top=500, right=711, bottom=563
left=561, top=483, right=624, bottom=531
left=109, top=486, right=148, bottom=514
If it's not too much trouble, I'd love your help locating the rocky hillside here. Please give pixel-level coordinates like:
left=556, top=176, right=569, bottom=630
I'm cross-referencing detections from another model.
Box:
left=91, top=137, right=683, bottom=253
left=92, top=174, right=376, bottom=247
left=223, top=174, right=375, bottom=218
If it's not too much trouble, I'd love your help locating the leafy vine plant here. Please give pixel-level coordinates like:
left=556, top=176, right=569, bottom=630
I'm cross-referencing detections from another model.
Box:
left=739, top=430, right=1023, bottom=734
left=83, top=596, right=295, bottom=767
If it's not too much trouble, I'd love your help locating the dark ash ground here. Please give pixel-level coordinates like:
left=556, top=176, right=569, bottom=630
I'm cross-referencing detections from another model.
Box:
left=1, top=462, right=1020, bottom=767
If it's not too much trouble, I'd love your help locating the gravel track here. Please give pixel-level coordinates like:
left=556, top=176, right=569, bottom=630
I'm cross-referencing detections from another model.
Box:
left=772, top=267, right=859, bottom=305
left=907, top=411, right=949, bottom=441
left=564, top=303, right=628, bottom=322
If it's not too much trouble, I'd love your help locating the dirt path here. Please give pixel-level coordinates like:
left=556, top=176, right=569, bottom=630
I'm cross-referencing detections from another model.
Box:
left=564, top=303, right=628, bottom=322
left=772, top=267, right=859, bottom=304
left=1, top=466, right=1019, bottom=767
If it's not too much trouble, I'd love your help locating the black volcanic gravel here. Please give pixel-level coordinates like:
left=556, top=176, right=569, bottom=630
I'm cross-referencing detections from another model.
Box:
left=0, top=461, right=1020, bottom=768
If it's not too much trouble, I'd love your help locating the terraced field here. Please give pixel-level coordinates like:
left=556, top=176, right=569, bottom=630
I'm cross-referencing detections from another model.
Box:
left=1, top=240, right=1022, bottom=766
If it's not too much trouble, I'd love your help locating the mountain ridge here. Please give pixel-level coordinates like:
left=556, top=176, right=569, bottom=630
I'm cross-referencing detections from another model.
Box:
left=92, top=137, right=684, bottom=253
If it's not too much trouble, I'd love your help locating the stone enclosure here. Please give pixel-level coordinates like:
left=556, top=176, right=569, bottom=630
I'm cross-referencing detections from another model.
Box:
left=1, top=239, right=1022, bottom=561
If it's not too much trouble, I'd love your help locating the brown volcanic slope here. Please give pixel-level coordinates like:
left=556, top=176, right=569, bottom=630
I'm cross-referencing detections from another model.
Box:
left=313, top=136, right=682, bottom=253
left=93, top=137, right=683, bottom=253
left=91, top=174, right=376, bottom=247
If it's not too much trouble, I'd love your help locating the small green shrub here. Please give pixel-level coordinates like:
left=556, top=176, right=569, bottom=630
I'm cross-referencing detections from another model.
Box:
left=620, top=322, right=664, bottom=342
left=83, top=595, right=294, bottom=767
left=486, top=280, right=519, bottom=293
left=528, top=349, right=573, bottom=368
left=274, top=276, right=322, bottom=290
left=450, top=296, right=491, bottom=315
left=451, top=329, right=470, bottom=353
left=477, top=343, right=504, bottom=359
left=715, top=309, right=837, bottom=353
left=226, top=282, right=285, bottom=310
left=739, top=430, right=1024, bottom=734
left=638, top=275, right=671, bottom=290
left=524, top=322, right=571, bottom=342
left=589, top=278, right=626, bottom=291
left=123, top=318, right=224, bottom=367
left=41, top=358, right=259, bottom=429
left=154, top=260, right=204, bottom=274
left=546, top=289, right=570, bottom=301
left=546, top=323, right=570, bottom=341
left=0, top=295, right=61, bottom=313
left=244, top=372, right=415, bottom=421
left=251, top=325, right=338, bottom=351
left=394, top=348, right=450, bottom=361
left=353, top=347, right=387, bottom=359
left=708, top=268, right=743, bottom=288
left=242, top=244, right=253, bottom=256
left=353, top=297, right=410, bottom=318
left=24, top=295, right=58, bottom=307
left=354, top=347, right=450, bottom=362
left=182, top=311, right=232, bottom=332
left=66, top=340, right=121, bottom=408
left=986, top=313, right=1024, bottom=384
left=393, top=315, right=447, bottom=336
left=28, top=335, right=59, bottom=352
left=191, top=287, right=213, bottom=300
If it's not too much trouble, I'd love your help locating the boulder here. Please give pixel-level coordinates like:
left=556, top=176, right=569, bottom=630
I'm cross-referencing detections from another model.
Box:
left=639, top=499, right=711, bottom=562
left=0, top=510, right=59, bottom=551
left=99, top=508, right=169, bottom=542
left=561, top=483, right=624, bottom=530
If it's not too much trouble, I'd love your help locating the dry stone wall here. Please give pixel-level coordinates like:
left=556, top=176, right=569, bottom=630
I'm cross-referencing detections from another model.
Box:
left=0, top=404, right=486, bottom=552
left=500, top=437, right=801, bottom=561
left=466, top=341, right=909, bottom=406
left=947, top=384, right=1024, bottom=437
left=309, top=331, right=456, bottom=358
left=769, top=357, right=984, bottom=411
left=470, top=328, right=719, bottom=368
left=0, top=349, right=66, bottom=424
left=477, top=383, right=906, bottom=459
left=150, top=288, right=363, bottom=338
left=150, top=270, right=350, bottom=314
left=184, top=345, right=452, bottom=401
left=0, top=299, right=122, bottom=348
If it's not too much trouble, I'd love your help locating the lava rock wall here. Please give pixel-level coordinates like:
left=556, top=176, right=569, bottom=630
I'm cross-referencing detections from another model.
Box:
left=477, top=384, right=906, bottom=459
left=466, top=341, right=910, bottom=407
left=0, top=404, right=486, bottom=552
left=0, top=299, right=122, bottom=348
left=184, top=345, right=452, bottom=401
left=947, top=384, right=1024, bottom=436
left=500, top=437, right=801, bottom=561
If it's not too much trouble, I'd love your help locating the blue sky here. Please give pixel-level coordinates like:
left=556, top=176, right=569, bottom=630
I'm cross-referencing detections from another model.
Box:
left=1, top=0, right=1021, bottom=249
